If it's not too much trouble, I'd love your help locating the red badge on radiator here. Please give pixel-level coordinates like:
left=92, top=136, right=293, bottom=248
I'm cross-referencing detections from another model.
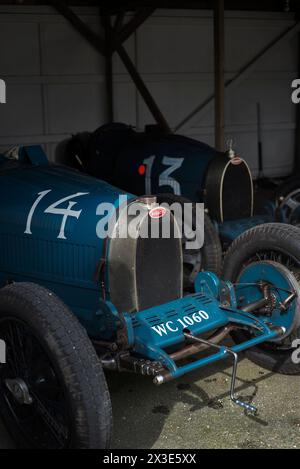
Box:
left=231, top=157, right=242, bottom=165
left=149, top=207, right=167, bottom=219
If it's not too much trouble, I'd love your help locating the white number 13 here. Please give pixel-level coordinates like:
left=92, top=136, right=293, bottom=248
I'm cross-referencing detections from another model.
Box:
left=143, top=155, right=184, bottom=195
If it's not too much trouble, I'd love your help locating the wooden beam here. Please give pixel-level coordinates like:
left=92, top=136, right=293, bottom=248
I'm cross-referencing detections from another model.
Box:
left=115, top=7, right=156, bottom=48
left=107, top=8, right=170, bottom=131
left=1, top=1, right=300, bottom=12
left=52, top=1, right=170, bottom=132
left=113, top=11, right=125, bottom=32
left=52, top=1, right=106, bottom=55
left=116, top=42, right=171, bottom=132
left=102, top=14, right=114, bottom=122
left=214, top=0, right=225, bottom=151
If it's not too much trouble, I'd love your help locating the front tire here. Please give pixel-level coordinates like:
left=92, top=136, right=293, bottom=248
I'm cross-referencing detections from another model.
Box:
left=156, top=194, right=222, bottom=290
left=223, top=223, right=300, bottom=375
left=0, top=283, right=112, bottom=448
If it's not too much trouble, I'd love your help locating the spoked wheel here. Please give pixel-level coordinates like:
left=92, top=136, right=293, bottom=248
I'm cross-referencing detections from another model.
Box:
left=156, top=194, right=222, bottom=291
left=0, top=283, right=112, bottom=449
left=276, top=189, right=300, bottom=227
left=223, top=223, right=300, bottom=374
left=0, top=318, right=70, bottom=449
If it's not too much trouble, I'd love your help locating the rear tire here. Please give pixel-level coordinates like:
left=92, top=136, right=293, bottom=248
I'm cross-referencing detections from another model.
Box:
left=0, top=282, right=112, bottom=448
left=223, top=223, right=300, bottom=375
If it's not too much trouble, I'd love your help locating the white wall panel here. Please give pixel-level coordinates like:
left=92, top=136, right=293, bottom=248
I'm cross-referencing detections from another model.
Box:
left=137, top=79, right=214, bottom=129
left=226, top=19, right=296, bottom=72
left=41, top=22, right=104, bottom=75
left=113, top=82, right=137, bottom=124
left=137, top=21, right=214, bottom=74
left=0, top=84, right=44, bottom=136
left=46, top=83, right=106, bottom=134
left=0, top=7, right=107, bottom=161
left=0, top=22, right=40, bottom=75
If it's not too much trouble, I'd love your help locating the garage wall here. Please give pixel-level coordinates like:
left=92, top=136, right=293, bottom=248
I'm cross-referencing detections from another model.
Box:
left=0, top=6, right=297, bottom=177
left=0, top=6, right=107, bottom=161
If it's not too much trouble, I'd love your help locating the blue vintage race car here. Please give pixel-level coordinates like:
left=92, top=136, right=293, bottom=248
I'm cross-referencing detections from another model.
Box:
left=0, top=146, right=300, bottom=449
left=65, top=124, right=289, bottom=286
left=65, top=124, right=280, bottom=236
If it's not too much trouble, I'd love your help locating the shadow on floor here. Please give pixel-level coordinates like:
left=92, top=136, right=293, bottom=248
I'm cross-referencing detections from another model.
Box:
left=107, top=353, right=274, bottom=449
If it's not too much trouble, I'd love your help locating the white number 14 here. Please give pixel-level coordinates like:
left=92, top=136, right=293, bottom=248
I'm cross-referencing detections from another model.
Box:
left=25, top=190, right=89, bottom=240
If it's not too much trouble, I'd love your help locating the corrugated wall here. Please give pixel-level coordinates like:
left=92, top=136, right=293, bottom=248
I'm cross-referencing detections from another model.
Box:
left=0, top=6, right=297, bottom=177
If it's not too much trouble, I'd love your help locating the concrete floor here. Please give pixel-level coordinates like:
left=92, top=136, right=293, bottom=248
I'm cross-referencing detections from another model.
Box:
left=1, top=355, right=300, bottom=449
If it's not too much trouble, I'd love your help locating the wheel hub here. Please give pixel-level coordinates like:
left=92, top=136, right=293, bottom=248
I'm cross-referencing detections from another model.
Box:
left=5, top=378, right=33, bottom=405
left=237, top=261, right=300, bottom=342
